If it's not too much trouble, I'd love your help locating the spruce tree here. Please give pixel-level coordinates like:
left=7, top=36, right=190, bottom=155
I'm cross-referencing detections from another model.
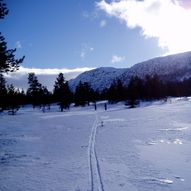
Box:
left=6, top=84, right=20, bottom=114
left=74, top=81, right=94, bottom=106
left=0, top=0, right=24, bottom=112
left=0, top=0, right=8, bottom=19
left=53, top=73, right=72, bottom=111
left=40, top=86, right=52, bottom=112
left=74, top=81, right=85, bottom=106
left=126, top=76, right=141, bottom=108
left=27, top=73, right=43, bottom=108
left=0, top=0, right=24, bottom=73
left=53, top=73, right=65, bottom=100
left=0, top=73, right=7, bottom=111
left=107, top=79, right=125, bottom=103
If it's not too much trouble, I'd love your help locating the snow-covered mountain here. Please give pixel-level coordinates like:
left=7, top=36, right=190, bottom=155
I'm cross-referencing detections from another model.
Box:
left=69, top=51, right=191, bottom=91
left=69, top=67, right=128, bottom=91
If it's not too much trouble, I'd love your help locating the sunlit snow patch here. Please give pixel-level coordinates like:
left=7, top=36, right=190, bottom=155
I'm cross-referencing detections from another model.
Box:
left=159, top=127, right=188, bottom=132
left=103, top=118, right=125, bottom=122
left=172, top=121, right=190, bottom=131
left=173, top=139, right=183, bottom=144
left=158, top=178, right=173, bottom=184
left=147, top=139, right=183, bottom=145
left=142, top=177, right=173, bottom=185
left=159, top=121, right=190, bottom=132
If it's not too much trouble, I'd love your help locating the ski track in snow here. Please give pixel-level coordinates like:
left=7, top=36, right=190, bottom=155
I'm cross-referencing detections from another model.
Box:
left=88, top=115, right=104, bottom=191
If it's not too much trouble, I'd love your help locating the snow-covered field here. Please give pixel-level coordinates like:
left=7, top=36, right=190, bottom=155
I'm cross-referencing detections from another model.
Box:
left=1, top=98, right=191, bottom=191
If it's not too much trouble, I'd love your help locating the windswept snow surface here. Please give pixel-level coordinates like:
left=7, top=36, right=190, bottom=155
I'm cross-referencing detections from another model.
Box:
left=1, top=99, right=191, bottom=190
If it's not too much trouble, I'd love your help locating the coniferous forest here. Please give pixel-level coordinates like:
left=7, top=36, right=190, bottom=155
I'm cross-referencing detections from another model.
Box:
left=1, top=70, right=191, bottom=114
left=1, top=0, right=191, bottom=114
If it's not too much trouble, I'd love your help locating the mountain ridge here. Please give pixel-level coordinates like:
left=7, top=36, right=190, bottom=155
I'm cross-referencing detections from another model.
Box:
left=69, top=51, right=191, bottom=91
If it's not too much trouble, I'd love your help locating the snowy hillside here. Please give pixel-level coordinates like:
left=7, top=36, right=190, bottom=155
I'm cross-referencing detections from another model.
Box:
left=69, top=67, right=128, bottom=91
left=69, top=51, right=191, bottom=91
left=122, top=51, right=191, bottom=83
left=1, top=98, right=191, bottom=190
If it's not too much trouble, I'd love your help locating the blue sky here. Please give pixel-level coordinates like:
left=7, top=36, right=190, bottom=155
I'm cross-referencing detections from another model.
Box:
left=1, top=0, right=191, bottom=89
left=1, top=0, right=165, bottom=70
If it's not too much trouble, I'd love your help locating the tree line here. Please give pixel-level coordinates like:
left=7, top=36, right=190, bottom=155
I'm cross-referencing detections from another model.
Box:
left=106, top=74, right=191, bottom=108
left=0, top=0, right=24, bottom=114
left=1, top=71, right=191, bottom=114
left=0, top=72, right=99, bottom=113
left=1, top=0, right=191, bottom=114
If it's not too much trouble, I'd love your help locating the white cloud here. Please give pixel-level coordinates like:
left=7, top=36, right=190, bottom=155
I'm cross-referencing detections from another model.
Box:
left=80, top=43, right=94, bottom=59
left=100, top=19, right=107, bottom=27
left=5, top=66, right=94, bottom=90
left=97, top=0, right=191, bottom=55
left=80, top=52, right=86, bottom=59
left=16, top=41, right=22, bottom=49
left=5, top=66, right=93, bottom=78
left=111, top=54, right=125, bottom=63
left=90, top=47, right=94, bottom=51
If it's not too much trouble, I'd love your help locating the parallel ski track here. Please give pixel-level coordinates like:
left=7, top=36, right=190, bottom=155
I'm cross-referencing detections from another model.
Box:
left=88, top=115, right=104, bottom=191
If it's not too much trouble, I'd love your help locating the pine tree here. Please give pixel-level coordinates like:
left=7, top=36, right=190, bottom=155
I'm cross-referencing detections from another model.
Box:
left=0, top=0, right=24, bottom=113
left=40, top=86, right=52, bottom=112
left=74, top=81, right=85, bottom=106
left=143, top=74, right=164, bottom=100
left=107, top=79, right=125, bottom=103
left=53, top=73, right=73, bottom=111
left=53, top=73, right=65, bottom=100
left=6, top=84, right=20, bottom=114
left=107, top=81, right=117, bottom=103
left=74, top=81, right=94, bottom=106
left=0, top=0, right=24, bottom=74
left=82, top=82, right=95, bottom=106
left=27, top=73, right=43, bottom=108
left=126, top=76, right=142, bottom=108
left=0, top=73, right=7, bottom=111
left=0, top=0, right=8, bottom=19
